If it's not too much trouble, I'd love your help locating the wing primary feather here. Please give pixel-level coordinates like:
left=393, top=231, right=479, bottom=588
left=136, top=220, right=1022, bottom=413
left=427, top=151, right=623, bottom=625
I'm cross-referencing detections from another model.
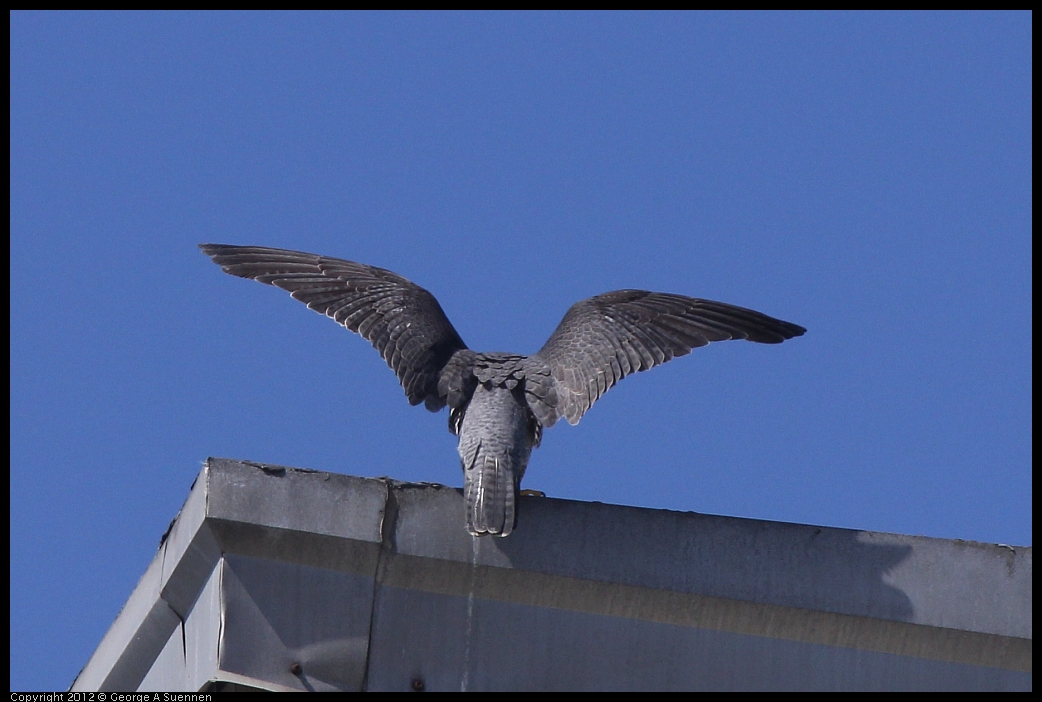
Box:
left=200, top=244, right=469, bottom=408
left=533, top=290, right=804, bottom=425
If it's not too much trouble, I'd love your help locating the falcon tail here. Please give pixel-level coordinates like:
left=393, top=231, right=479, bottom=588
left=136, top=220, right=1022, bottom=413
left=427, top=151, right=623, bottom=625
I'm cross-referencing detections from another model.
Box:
left=464, top=454, right=520, bottom=537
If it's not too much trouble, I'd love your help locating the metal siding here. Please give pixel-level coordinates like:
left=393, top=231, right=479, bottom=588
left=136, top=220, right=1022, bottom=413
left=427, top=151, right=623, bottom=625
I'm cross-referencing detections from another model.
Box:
left=71, top=458, right=1032, bottom=692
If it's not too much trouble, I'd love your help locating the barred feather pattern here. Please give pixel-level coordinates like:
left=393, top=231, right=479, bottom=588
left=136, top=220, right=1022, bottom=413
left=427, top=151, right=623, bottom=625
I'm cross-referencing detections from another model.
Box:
left=457, top=375, right=538, bottom=537
left=199, top=244, right=467, bottom=409
left=530, top=290, right=806, bottom=426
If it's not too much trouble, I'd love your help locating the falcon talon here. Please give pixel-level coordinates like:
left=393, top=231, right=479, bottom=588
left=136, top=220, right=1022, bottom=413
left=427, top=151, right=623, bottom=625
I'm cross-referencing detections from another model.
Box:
left=200, top=244, right=805, bottom=538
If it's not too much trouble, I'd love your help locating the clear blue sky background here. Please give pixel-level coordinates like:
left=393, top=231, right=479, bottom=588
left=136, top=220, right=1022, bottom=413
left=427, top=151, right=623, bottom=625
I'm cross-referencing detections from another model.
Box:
left=10, top=12, right=1031, bottom=691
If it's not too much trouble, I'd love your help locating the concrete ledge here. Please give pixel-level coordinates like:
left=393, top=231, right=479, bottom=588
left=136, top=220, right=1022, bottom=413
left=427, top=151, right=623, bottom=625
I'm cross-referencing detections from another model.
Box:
left=72, top=458, right=1032, bottom=691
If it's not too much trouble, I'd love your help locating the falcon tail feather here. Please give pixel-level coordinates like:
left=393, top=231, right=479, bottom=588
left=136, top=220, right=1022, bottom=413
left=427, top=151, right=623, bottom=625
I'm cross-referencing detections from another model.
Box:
left=465, top=454, right=519, bottom=537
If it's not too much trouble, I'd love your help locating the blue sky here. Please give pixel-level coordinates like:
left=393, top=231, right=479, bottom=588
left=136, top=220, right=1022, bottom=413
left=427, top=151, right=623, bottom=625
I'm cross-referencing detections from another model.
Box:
left=10, top=12, right=1031, bottom=691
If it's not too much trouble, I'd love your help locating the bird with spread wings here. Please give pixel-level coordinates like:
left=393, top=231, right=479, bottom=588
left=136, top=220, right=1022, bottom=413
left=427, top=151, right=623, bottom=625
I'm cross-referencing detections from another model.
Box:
left=201, top=244, right=805, bottom=537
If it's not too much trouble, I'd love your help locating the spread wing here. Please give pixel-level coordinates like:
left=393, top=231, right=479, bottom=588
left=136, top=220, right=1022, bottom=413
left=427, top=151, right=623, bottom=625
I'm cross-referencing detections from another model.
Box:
left=529, top=290, right=805, bottom=426
left=200, top=244, right=468, bottom=410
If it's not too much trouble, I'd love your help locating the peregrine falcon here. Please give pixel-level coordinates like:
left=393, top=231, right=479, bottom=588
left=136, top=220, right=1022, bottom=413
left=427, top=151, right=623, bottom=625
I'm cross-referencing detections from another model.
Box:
left=200, top=244, right=805, bottom=537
